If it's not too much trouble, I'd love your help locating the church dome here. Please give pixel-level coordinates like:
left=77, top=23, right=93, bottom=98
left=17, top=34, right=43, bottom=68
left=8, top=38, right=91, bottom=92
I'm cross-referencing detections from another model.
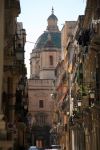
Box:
left=34, top=31, right=61, bottom=49
left=47, top=13, right=58, bottom=21
left=33, top=8, right=61, bottom=50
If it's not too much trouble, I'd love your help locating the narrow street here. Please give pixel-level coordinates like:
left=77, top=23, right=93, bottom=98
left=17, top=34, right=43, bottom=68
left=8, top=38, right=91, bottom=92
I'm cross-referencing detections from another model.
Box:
left=0, top=0, right=100, bottom=150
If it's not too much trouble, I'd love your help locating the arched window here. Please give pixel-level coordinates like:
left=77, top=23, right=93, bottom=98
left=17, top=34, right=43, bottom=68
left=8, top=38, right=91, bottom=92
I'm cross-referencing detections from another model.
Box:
left=39, top=100, right=44, bottom=108
left=49, top=55, right=53, bottom=65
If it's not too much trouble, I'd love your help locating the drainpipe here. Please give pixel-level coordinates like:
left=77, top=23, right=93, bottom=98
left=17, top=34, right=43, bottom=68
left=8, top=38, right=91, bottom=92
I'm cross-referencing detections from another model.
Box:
left=0, top=0, right=4, bottom=114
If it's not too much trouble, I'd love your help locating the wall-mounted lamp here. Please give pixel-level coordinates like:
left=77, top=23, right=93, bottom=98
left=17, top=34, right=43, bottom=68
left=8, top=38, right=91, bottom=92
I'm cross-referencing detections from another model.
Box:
left=78, top=100, right=82, bottom=107
left=23, top=102, right=28, bottom=110
left=89, top=90, right=95, bottom=99
left=17, top=81, right=24, bottom=91
left=67, top=112, right=70, bottom=116
left=89, top=89, right=95, bottom=107
left=50, top=92, right=57, bottom=99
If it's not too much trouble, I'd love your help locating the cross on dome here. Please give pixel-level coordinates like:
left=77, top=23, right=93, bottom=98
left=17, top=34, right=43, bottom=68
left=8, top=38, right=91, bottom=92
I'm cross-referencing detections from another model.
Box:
left=52, top=7, right=54, bottom=14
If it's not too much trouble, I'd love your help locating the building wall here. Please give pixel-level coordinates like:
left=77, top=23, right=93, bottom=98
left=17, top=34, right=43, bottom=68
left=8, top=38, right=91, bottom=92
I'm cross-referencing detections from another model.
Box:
left=40, top=49, right=61, bottom=79
left=49, top=21, right=77, bottom=150
left=0, top=1, right=28, bottom=150
left=28, top=79, right=54, bottom=126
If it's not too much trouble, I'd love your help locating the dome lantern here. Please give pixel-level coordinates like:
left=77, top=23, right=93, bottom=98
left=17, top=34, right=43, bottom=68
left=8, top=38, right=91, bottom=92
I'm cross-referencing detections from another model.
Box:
left=47, top=7, right=59, bottom=32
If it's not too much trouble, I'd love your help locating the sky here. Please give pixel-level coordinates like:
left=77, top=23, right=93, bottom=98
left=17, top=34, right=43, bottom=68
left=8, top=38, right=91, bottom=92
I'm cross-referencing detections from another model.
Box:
left=17, top=0, right=86, bottom=78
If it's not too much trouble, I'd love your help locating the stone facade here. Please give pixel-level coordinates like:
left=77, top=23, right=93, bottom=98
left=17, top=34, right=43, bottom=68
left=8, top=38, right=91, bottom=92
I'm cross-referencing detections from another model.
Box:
left=51, top=1, right=100, bottom=149
left=0, top=1, right=27, bottom=150
left=28, top=9, right=61, bottom=148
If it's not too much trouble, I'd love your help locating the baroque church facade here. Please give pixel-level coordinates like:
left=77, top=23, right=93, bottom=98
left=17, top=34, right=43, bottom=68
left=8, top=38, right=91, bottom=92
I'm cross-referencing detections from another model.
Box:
left=28, top=8, right=61, bottom=147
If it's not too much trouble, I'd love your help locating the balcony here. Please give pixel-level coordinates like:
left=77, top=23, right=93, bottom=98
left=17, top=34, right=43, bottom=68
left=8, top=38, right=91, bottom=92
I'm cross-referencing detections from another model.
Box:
left=91, top=35, right=100, bottom=52
left=77, top=29, right=91, bottom=47
left=5, top=0, right=21, bottom=14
